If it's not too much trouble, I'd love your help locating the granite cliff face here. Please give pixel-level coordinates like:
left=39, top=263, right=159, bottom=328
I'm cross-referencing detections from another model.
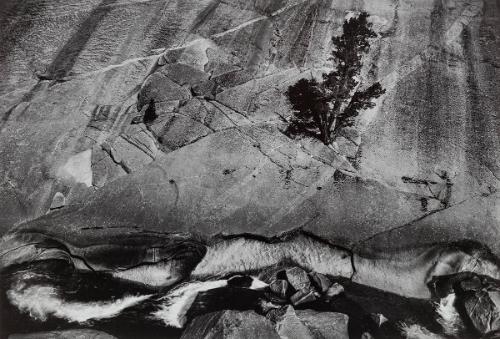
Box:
left=0, top=0, right=498, bottom=253
left=1, top=1, right=500, bottom=338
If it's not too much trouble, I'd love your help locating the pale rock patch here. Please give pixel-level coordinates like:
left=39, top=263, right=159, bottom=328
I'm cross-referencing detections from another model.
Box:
left=56, top=150, right=93, bottom=187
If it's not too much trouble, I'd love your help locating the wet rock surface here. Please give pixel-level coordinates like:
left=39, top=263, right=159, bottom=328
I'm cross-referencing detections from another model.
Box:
left=3, top=251, right=500, bottom=339
left=430, top=272, right=500, bottom=337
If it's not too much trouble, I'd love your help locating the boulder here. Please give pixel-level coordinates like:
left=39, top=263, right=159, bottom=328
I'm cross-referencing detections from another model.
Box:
left=290, top=288, right=318, bottom=307
left=181, top=310, right=280, bottom=339
left=370, top=313, right=389, bottom=328
left=309, top=272, right=332, bottom=293
left=462, top=290, right=500, bottom=335
left=275, top=306, right=314, bottom=339
left=274, top=306, right=350, bottom=339
left=285, top=267, right=311, bottom=291
left=296, top=309, right=350, bottom=339
left=269, top=279, right=290, bottom=300
left=430, top=273, right=500, bottom=336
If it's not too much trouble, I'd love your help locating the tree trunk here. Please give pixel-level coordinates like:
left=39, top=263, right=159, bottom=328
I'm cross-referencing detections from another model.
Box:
left=321, top=124, right=330, bottom=145
left=331, top=116, right=337, bottom=136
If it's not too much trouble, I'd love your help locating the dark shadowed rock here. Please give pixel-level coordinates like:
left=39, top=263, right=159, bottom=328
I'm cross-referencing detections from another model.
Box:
left=309, top=272, right=332, bottom=293
left=269, top=279, right=290, bottom=300
left=137, top=73, right=191, bottom=111
left=290, top=288, right=318, bottom=307
left=426, top=273, right=500, bottom=336
left=462, top=290, right=500, bottom=335
left=180, top=310, right=280, bottom=339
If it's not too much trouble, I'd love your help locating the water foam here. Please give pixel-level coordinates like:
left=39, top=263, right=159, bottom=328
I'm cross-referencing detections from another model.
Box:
left=8, top=283, right=151, bottom=323
left=152, top=280, right=228, bottom=328
left=435, top=294, right=464, bottom=336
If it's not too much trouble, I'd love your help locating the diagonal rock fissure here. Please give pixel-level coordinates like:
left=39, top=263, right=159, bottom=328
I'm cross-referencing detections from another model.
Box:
left=353, top=190, right=496, bottom=251
left=120, top=133, right=157, bottom=159
left=101, top=144, right=132, bottom=174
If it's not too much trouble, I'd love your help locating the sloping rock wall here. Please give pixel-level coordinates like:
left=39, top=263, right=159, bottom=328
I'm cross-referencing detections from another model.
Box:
left=0, top=0, right=498, bottom=253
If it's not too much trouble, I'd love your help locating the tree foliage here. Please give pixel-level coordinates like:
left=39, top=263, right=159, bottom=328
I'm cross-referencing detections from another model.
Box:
left=286, top=12, right=386, bottom=144
left=143, top=98, right=158, bottom=124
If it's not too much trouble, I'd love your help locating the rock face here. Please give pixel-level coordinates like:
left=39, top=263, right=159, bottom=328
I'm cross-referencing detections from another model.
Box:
left=2, top=2, right=499, bottom=338
left=181, top=308, right=349, bottom=339
left=0, top=0, right=499, bottom=252
left=180, top=310, right=280, bottom=339
left=8, top=329, right=117, bottom=339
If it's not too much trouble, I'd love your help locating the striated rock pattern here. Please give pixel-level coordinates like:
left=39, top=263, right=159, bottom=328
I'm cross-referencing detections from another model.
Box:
left=0, top=0, right=498, bottom=254
left=0, top=0, right=499, bottom=337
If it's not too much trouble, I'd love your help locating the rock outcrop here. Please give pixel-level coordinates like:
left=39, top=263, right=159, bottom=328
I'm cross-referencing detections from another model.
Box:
left=181, top=308, right=350, bottom=339
left=180, top=310, right=280, bottom=339
left=0, top=0, right=498, bottom=255
left=0, top=0, right=499, bottom=337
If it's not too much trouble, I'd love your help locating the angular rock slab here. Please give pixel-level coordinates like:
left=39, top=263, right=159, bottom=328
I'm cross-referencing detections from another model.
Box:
left=275, top=306, right=349, bottom=339
left=285, top=267, right=311, bottom=290
left=180, top=310, right=280, bottom=339
left=296, top=309, right=350, bottom=339
left=275, top=306, right=315, bottom=339
left=7, top=126, right=359, bottom=243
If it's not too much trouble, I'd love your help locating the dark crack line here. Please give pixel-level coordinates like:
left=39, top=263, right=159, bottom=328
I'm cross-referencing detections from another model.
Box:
left=202, top=100, right=241, bottom=126
left=209, top=102, right=351, bottom=175
left=0, top=242, right=42, bottom=259
left=158, top=99, right=352, bottom=181
left=173, top=130, right=213, bottom=149
left=168, top=108, right=217, bottom=133
left=297, top=212, right=321, bottom=230
left=101, top=144, right=132, bottom=174
left=169, top=179, right=180, bottom=209
left=179, top=102, right=293, bottom=174
left=299, top=145, right=356, bottom=175
left=120, top=134, right=156, bottom=160
left=210, top=99, right=250, bottom=120
left=353, top=191, right=495, bottom=251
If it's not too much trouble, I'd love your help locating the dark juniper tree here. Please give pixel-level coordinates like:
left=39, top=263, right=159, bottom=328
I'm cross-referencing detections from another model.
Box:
left=143, top=98, right=158, bottom=124
left=286, top=12, right=386, bottom=145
